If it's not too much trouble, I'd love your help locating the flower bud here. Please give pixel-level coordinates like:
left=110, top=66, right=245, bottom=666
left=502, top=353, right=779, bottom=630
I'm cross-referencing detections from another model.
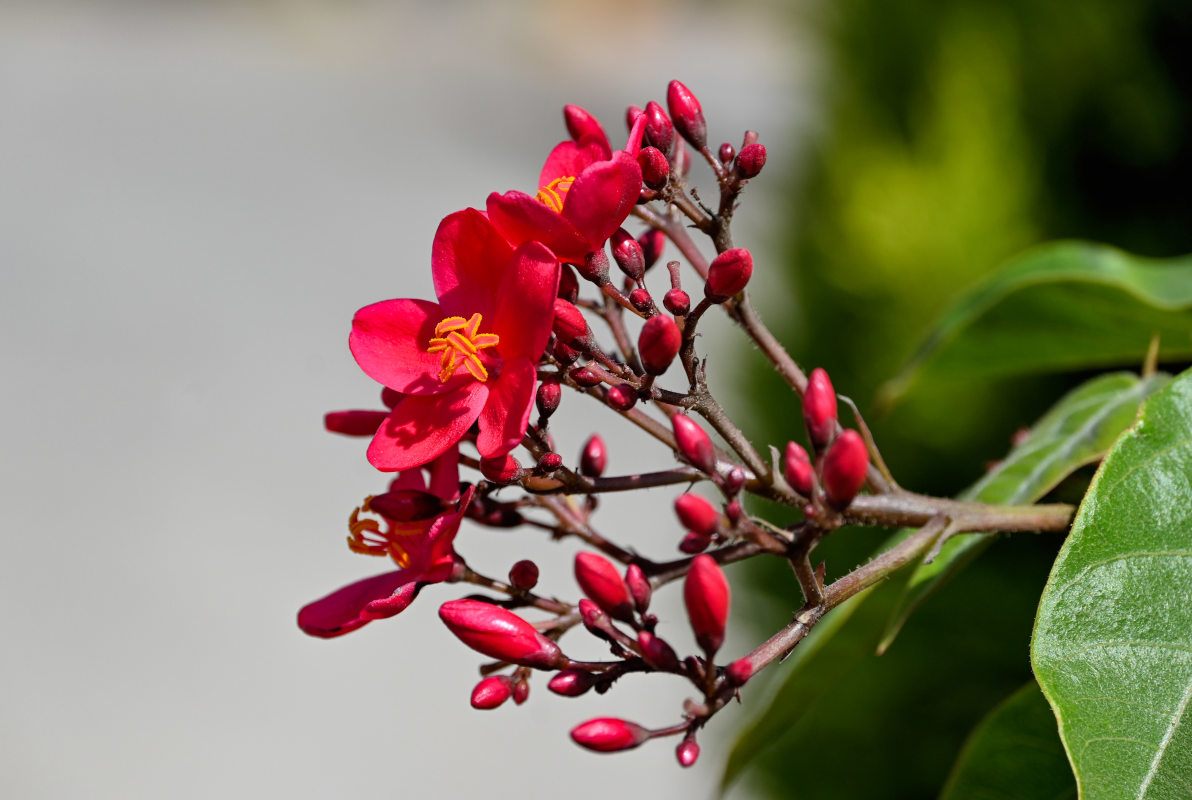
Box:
left=718, top=142, right=735, bottom=164
left=676, top=739, right=700, bottom=767
left=628, top=288, right=652, bottom=313
left=666, top=80, right=707, bottom=150
left=537, top=452, right=563, bottom=472
left=684, top=554, right=729, bottom=655
left=678, top=530, right=711, bottom=554
left=637, top=146, right=670, bottom=190
left=705, top=248, right=753, bottom=301
left=725, top=499, right=743, bottom=525
left=552, top=298, right=592, bottom=347
left=821, top=429, right=868, bottom=510
left=569, top=364, right=603, bottom=388
left=509, top=559, right=540, bottom=591
left=663, top=288, right=690, bottom=316
left=624, top=104, right=645, bottom=132
left=480, top=453, right=523, bottom=484
left=369, top=489, right=445, bottom=522
left=723, top=466, right=746, bottom=495
left=577, top=249, right=610, bottom=285
left=606, top=383, right=637, bottom=411
left=575, top=552, right=634, bottom=621
left=639, top=229, right=666, bottom=271
left=563, top=104, right=607, bottom=146
left=548, top=668, right=595, bottom=697
left=536, top=380, right=562, bottom=419
left=672, top=414, right=716, bottom=474
left=557, top=263, right=579, bottom=303
left=726, top=657, right=753, bottom=686
left=552, top=339, right=579, bottom=365
left=803, top=367, right=838, bottom=450
left=783, top=441, right=814, bottom=496
left=625, top=564, right=651, bottom=613
left=571, top=718, right=650, bottom=753
left=611, top=228, right=645, bottom=281
left=637, top=631, right=680, bottom=671
left=512, top=679, right=530, bottom=705
left=735, top=143, right=766, bottom=179
left=675, top=494, right=719, bottom=537
left=470, top=675, right=514, bottom=710
left=641, top=100, right=674, bottom=154
left=638, top=314, right=681, bottom=375
left=439, top=599, right=565, bottom=669
left=580, top=433, right=607, bottom=477
left=324, top=409, right=389, bottom=437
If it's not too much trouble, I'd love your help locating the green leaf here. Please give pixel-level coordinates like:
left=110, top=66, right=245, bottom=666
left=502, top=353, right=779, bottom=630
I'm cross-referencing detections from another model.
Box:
left=940, top=680, right=1076, bottom=800
left=878, top=371, right=1170, bottom=654
left=880, top=242, right=1192, bottom=407
left=1032, top=367, right=1192, bottom=799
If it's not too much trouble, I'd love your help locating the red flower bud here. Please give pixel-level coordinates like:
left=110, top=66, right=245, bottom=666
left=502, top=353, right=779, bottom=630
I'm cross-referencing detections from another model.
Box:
left=736, top=143, right=767, bottom=179
left=606, top=383, right=637, bottom=411
left=705, top=248, right=753, bottom=301
left=625, top=564, right=651, bottom=613
left=675, top=493, right=719, bottom=536
left=553, top=298, right=592, bottom=347
left=580, top=434, right=607, bottom=477
left=512, top=679, right=529, bottom=705
left=369, top=489, right=445, bottom=522
left=480, top=453, right=523, bottom=484
left=672, top=414, right=716, bottom=473
left=509, top=559, right=539, bottom=591
left=637, top=631, right=680, bottom=671
left=637, top=146, right=670, bottom=190
left=611, top=228, right=645, bottom=281
left=676, top=739, right=700, bottom=767
left=578, top=597, right=609, bottom=634
left=571, top=718, right=650, bottom=753
left=563, top=104, right=607, bottom=145
left=575, top=552, right=634, bottom=621
left=577, top=249, right=610, bottom=285
left=663, top=288, right=690, bottom=316
left=324, top=409, right=389, bottom=437
left=679, top=530, right=712, bottom=554
left=718, top=141, right=735, bottom=164
left=624, top=104, right=645, bottom=132
left=558, top=263, right=579, bottom=303
left=821, top=429, right=869, bottom=510
left=470, top=675, right=514, bottom=710
left=723, top=466, right=746, bottom=495
left=642, top=100, right=674, bottom=153
left=537, top=452, right=563, bottom=472
left=666, top=80, right=707, bottom=149
left=725, top=499, right=743, bottom=525
left=536, top=380, right=561, bottom=419
left=548, top=668, right=595, bottom=697
left=639, top=229, right=666, bottom=271
left=726, top=657, right=753, bottom=686
left=803, top=367, right=838, bottom=450
left=552, top=340, right=579, bottom=365
left=628, top=288, right=652, bottom=313
left=638, top=314, right=681, bottom=375
left=783, top=441, right=814, bottom=496
left=684, top=554, right=729, bottom=655
left=569, top=364, right=603, bottom=388
left=439, top=599, right=565, bottom=669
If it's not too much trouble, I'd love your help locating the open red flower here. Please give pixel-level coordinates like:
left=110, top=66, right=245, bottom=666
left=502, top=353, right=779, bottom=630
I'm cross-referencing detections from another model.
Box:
left=351, top=208, right=559, bottom=472
left=297, top=447, right=473, bottom=638
left=486, top=113, right=645, bottom=264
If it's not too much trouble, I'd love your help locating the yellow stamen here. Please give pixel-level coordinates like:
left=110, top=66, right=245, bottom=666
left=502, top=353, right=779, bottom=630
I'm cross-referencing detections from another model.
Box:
left=535, top=176, right=576, bottom=213
left=427, top=312, right=499, bottom=382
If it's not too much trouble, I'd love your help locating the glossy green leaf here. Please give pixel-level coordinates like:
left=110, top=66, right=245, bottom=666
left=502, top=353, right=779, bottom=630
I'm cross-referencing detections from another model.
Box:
left=1032, top=368, right=1192, bottom=799
left=878, top=371, right=1170, bottom=654
left=880, top=242, right=1192, bottom=407
left=940, top=680, right=1075, bottom=800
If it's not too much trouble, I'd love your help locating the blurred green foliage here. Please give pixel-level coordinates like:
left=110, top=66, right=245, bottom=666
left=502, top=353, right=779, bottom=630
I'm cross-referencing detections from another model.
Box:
left=730, top=0, right=1191, bottom=796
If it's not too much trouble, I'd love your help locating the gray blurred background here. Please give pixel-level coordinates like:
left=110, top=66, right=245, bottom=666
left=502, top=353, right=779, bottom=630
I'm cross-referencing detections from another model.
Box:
left=0, top=2, right=811, bottom=798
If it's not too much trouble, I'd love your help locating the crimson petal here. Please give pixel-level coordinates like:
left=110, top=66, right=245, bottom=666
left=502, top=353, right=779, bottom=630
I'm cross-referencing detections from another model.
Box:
left=432, top=208, right=512, bottom=321
left=486, top=190, right=590, bottom=264
left=491, top=242, right=559, bottom=362
left=476, top=358, right=536, bottom=459
left=297, top=570, right=418, bottom=638
left=368, top=383, right=488, bottom=472
left=350, top=298, right=450, bottom=396
left=562, top=151, right=642, bottom=253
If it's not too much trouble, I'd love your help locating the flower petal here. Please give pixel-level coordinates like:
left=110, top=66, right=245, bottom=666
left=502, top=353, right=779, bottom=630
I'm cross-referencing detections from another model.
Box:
left=368, top=383, right=488, bottom=472
left=538, top=138, right=610, bottom=189
left=490, top=242, right=559, bottom=362
left=297, top=570, right=418, bottom=638
left=426, top=444, right=461, bottom=500
left=431, top=208, right=512, bottom=320
left=350, top=298, right=451, bottom=396
left=476, top=358, right=536, bottom=459
left=486, top=190, right=590, bottom=264
left=562, top=151, right=642, bottom=252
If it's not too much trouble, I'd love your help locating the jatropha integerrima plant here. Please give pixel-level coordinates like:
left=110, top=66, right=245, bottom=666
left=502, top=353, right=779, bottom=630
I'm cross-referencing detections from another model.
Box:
left=299, top=79, right=1075, bottom=766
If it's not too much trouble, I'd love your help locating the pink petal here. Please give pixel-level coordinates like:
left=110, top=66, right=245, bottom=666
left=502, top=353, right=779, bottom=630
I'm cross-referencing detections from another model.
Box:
left=486, top=190, right=590, bottom=264
left=297, top=570, right=418, bottom=638
left=562, top=151, right=642, bottom=252
left=350, top=298, right=451, bottom=396
left=476, top=358, right=536, bottom=459
left=491, top=242, right=559, bottom=362
left=361, top=581, right=420, bottom=620
left=431, top=208, right=512, bottom=320
left=389, top=470, right=428, bottom=493
left=368, top=383, right=489, bottom=472
left=538, top=139, right=610, bottom=189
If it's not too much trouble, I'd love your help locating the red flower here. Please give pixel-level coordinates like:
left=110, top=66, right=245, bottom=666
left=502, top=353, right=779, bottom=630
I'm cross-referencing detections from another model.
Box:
left=351, top=209, right=559, bottom=472
left=297, top=447, right=473, bottom=638
left=486, top=114, right=645, bottom=264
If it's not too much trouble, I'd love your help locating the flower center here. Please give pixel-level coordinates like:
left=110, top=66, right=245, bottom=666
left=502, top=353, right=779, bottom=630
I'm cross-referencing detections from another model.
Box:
left=536, top=176, right=576, bottom=213
left=426, top=312, right=500, bottom=382
left=347, top=498, right=423, bottom=568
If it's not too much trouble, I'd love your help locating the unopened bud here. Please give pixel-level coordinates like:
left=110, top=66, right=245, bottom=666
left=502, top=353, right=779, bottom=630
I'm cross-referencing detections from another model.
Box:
left=718, top=142, right=735, bottom=164
left=639, top=229, right=666, bottom=270
left=557, top=263, right=579, bottom=303
left=563, top=104, right=607, bottom=146
left=470, top=675, right=514, bottom=710
left=679, top=530, right=712, bottom=554
left=548, top=668, right=595, bottom=697
left=611, top=228, right=645, bottom=281
left=571, top=718, right=650, bottom=753
left=803, top=367, right=838, bottom=450
left=639, top=314, right=681, bottom=375
left=684, top=554, right=730, bottom=655
left=577, top=249, right=610, bottom=285
left=512, top=679, right=529, bottom=705
left=552, top=339, right=579, bottom=365
left=628, top=288, right=652, bottom=313
left=637, top=146, right=670, bottom=190
left=575, top=552, right=634, bottom=621
left=726, top=657, right=753, bottom=686
left=536, top=380, right=562, bottom=419
left=676, top=739, right=700, bottom=767
left=324, top=409, right=389, bottom=437
left=580, top=434, right=607, bottom=477
left=480, top=453, right=523, bottom=484
left=672, top=414, right=716, bottom=473
left=675, top=494, right=719, bottom=537
left=725, top=499, right=743, bottom=525
left=606, top=384, right=637, bottom=411
left=369, top=489, right=445, bottom=522
left=666, top=80, right=707, bottom=149
left=723, top=466, right=746, bottom=495
left=783, top=441, right=814, bottom=496
left=663, top=288, right=690, bottom=316
left=439, top=599, right=565, bottom=669
left=537, top=452, right=563, bottom=472
left=509, top=560, right=540, bottom=591
left=821, top=429, right=868, bottom=510
left=642, top=101, right=674, bottom=153
left=553, top=298, right=592, bottom=347
left=735, top=143, right=766, bottom=179
left=705, top=248, right=753, bottom=301
left=637, top=631, right=680, bottom=671
left=625, top=564, right=651, bottom=613
left=569, top=364, right=603, bottom=388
